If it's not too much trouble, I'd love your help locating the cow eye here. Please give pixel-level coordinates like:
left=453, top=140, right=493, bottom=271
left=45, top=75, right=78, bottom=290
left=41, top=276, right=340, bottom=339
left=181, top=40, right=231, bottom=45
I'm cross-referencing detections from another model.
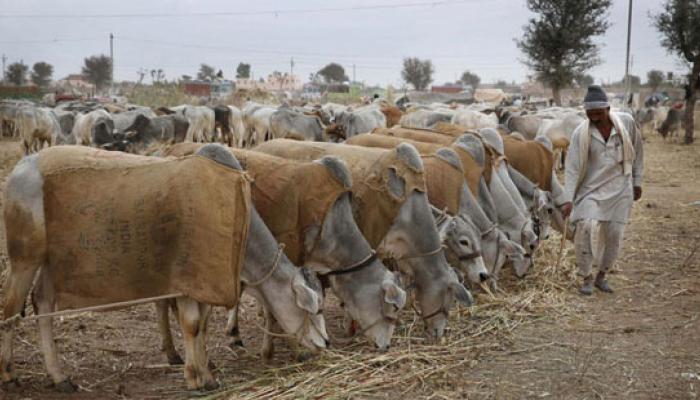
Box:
left=459, top=239, right=469, bottom=247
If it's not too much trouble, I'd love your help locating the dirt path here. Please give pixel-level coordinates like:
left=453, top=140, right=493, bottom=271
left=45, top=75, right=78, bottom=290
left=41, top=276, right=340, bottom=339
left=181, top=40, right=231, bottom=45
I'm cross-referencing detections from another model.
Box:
left=0, top=134, right=699, bottom=399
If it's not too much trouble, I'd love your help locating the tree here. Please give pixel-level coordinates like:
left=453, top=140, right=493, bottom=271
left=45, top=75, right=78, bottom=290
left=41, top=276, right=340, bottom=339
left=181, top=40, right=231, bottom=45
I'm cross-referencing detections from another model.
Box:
left=6, top=62, right=28, bottom=86
left=653, top=0, right=700, bottom=144
left=459, top=70, right=480, bottom=89
left=82, top=54, right=112, bottom=91
left=150, top=69, right=165, bottom=84
left=646, top=69, right=664, bottom=92
left=197, top=64, right=216, bottom=80
left=216, top=69, right=224, bottom=79
left=318, top=63, right=348, bottom=83
left=575, top=74, right=595, bottom=87
left=236, top=63, right=251, bottom=79
left=30, top=62, right=53, bottom=87
left=516, top=0, right=612, bottom=106
left=401, top=57, right=434, bottom=91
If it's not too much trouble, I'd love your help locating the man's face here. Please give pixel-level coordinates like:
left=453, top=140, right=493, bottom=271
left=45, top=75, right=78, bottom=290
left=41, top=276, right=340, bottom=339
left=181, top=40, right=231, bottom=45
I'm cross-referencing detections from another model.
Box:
left=586, top=107, right=610, bottom=128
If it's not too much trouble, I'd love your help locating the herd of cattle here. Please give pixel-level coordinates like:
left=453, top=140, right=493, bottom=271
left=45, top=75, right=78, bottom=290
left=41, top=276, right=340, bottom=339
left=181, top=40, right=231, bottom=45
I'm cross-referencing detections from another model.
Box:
left=0, top=96, right=680, bottom=392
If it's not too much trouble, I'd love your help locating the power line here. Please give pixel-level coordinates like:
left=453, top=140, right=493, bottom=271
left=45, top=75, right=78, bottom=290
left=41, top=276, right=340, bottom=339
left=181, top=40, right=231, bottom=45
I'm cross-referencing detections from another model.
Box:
left=0, top=0, right=480, bottom=19
left=0, top=37, right=102, bottom=44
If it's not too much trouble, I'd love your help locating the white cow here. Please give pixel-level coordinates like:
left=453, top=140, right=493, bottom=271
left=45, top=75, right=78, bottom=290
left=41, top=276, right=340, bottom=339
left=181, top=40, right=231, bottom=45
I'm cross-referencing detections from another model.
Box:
left=70, top=109, right=115, bottom=146
left=451, top=109, right=498, bottom=130
left=227, top=105, right=246, bottom=148
left=169, top=105, right=215, bottom=142
left=15, top=106, right=62, bottom=154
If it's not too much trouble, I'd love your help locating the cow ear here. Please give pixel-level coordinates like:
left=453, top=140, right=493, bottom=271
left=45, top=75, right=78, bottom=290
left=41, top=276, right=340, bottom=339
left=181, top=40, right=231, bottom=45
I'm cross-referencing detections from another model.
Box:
left=382, top=280, right=406, bottom=309
left=125, top=130, right=139, bottom=139
left=292, top=274, right=320, bottom=315
left=450, top=281, right=474, bottom=307
left=387, top=167, right=406, bottom=199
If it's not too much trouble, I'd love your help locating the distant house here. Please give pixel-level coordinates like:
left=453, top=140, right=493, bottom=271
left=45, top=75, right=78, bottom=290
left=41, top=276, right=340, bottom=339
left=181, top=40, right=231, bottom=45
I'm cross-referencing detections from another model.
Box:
left=54, top=74, right=95, bottom=94
left=181, top=79, right=235, bottom=98
left=236, top=73, right=302, bottom=92
left=431, top=83, right=464, bottom=94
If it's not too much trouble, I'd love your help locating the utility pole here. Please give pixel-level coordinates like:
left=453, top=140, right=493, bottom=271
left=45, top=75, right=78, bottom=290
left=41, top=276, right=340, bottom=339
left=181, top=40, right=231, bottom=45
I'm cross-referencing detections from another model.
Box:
left=109, top=33, right=114, bottom=93
left=352, top=64, right=356, bottom=83
left=623, top=0, right=633, bottom=104
left=290, top=57, right=294, bottom=76
left=1, top=54, right=6, bottom=83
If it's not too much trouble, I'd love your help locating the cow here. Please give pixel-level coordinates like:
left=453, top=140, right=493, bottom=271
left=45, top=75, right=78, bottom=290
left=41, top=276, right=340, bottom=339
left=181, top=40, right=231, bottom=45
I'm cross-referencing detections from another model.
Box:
left=269, top=108, right=325, bottom=141
left=102, top=114, right=190, bottom=154
left=212, top=105, right=234, bottom=146
left=380, top=105, right=403, bottom=128
left=373, top=126, right=455, bottom=146
left=69, top=109, right=116, bottom=147
left=345, top=133, right=531, bottom=287
left=242, top=103, right=276, bottom=147
left=50, top=110, right=76, bottom=144
left=0, top=144, right=328, bottom=392
left=256, top=139, right=474, bottom=339
left=399, top=108, right=453, bottom=129
left=325, top=108, right=386, bottom=141
left=657, top=106, right=684, bottom=141
left=165, top=143, right=406, bottom=351
left=227, top=105, right=246, bottom=147
left=0, top=102, right=20, bottom=138
left=160, top=105, right=215, bottom=143
left=451, top=109, right=498, bottom=130
left=15, top=106, right=62, bottom=154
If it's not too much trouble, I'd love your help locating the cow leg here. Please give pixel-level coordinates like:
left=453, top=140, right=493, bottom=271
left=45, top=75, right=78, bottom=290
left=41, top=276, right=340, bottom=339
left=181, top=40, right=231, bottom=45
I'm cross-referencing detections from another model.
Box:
left=1, top=266, right=36, bottom=388
left=33, top=271, right=77, bottom=392
left=175, top=298, right=216, bottom=391
left=225, top=305, right=244, bottom=347
left=155, top=300, right=183, bottom=365
left=261, top=306, right=276, bottom=362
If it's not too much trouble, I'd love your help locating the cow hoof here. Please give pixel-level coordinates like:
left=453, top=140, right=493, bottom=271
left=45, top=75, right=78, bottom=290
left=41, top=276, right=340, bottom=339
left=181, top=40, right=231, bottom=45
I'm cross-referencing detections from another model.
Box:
left=203, top=380, right=219, bottom=392
left=55, top=379, right=78, bottom=393
left=168, top=354, right=184, bottom=366
left=2, top=379, right=21, bottom=391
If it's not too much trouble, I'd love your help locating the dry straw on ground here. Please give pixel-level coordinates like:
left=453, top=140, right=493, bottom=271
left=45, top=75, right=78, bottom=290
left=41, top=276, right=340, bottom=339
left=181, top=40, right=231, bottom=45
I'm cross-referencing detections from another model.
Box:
left=193, top=236, right=580, bottom=400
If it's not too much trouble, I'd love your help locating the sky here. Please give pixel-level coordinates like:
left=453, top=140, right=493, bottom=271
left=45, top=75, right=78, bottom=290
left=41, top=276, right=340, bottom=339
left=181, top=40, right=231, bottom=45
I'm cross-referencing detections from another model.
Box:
left=0, top=0, right=690, bottom=88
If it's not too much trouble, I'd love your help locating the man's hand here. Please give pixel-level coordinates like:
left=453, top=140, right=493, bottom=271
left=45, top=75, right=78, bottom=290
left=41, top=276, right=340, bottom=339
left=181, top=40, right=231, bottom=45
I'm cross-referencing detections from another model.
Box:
left=559, top=202, right=573, bottom=219
left=634, top=186, right=642, bottom=201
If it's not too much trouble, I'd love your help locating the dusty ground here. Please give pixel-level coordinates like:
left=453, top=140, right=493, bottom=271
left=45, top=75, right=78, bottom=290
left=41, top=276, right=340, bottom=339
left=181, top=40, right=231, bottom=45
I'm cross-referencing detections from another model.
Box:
left=0, top=132, right=699, bottom=399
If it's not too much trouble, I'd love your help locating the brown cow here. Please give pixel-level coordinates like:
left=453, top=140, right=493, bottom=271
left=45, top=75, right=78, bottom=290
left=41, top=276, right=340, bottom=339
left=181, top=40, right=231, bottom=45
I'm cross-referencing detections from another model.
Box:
left=373, top=126, right=455, bottom=146
left=380, top=105, right=403, bottom=128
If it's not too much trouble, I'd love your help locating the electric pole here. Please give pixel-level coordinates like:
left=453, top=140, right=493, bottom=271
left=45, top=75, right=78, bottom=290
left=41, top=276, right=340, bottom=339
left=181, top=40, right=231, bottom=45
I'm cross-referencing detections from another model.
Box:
left=352, top=64, right=356, bottom=83
left=290, top=57, right=294, bottom=76
left=623, top=0, right=633, bottom=104
left=109, top=33, right=114, bottom=92
left=1, top=54, right=6, bottom=83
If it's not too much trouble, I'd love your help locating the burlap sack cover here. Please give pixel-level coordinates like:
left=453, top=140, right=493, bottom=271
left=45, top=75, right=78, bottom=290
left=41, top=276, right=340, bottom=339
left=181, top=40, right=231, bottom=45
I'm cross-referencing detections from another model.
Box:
left=502, top=136, right=554, bottom=191
left=39, top=146, right=251, bottom=310
left=164, top=143, right=349, bottom=265
left=421, top=155, right=464, bottom=216
left=373, top=126, right=455, bottom=146
left=431, top=122, right=478, bottom=137
left=231, top=149, right=348, bottom=264
left=255, top=141, right=426, bottom=249
left=346, top=134, right=482, bottom=199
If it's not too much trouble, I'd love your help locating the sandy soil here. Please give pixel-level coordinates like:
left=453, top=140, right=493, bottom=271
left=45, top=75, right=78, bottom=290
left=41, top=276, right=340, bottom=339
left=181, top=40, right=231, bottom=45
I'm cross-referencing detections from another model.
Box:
left=0, top=132, right=698, bottom=399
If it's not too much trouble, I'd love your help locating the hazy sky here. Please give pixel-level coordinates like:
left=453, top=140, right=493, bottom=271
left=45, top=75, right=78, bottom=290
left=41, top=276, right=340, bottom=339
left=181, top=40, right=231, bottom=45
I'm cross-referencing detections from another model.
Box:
left=0, top=0, right=689, bottom=88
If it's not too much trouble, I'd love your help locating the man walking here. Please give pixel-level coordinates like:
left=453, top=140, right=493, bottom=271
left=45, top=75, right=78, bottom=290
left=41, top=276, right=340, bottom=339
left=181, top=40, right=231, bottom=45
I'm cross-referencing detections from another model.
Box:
left=560, top=85, right=644, bottom=295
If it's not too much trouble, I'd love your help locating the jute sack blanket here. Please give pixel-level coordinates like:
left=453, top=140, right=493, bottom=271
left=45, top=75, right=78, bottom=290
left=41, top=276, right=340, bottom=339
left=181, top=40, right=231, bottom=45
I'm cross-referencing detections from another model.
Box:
left=346, top=134, right=482, bottom=199
left=373, top=126, right=455, bottom=146
left=255, top=140, right=425, bottom=249
left=39, top=146, right=251, bottom=310
left=164, top=143, right=349, bottom=265
left=421, top=154, right=465, bottom=216
left=502, top=136, right=554, bottom=191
